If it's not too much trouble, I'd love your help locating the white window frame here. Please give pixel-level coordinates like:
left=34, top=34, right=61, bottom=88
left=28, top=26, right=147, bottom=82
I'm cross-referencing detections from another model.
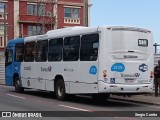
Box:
left=64, top=6, right=80, bottom=18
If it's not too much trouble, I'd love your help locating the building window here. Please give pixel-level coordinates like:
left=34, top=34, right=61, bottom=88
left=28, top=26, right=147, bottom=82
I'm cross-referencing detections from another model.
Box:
left=27, top=4, right=37, bottom=15
left=64, top=7, right=80, bottom=18
left=28, top=4, right=45, bottom=16
left=0, top=2, right=6, bottom=13
left=28, top=25, right=42, bottom=36
left=63, top=36, right=80, bottom=61
left=0, top=2, right=6, bottom=19
left=0, top=36, right=3, bottom=47
left=0, top=25, right=4, bottom=30
left=38, top=5, right=45, bottom=16
left=0, top=25, right=4, bottom=47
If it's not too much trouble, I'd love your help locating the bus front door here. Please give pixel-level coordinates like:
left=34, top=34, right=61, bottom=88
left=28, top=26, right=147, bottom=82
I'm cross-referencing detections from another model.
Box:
left=5, top=49, right=14, bottom=86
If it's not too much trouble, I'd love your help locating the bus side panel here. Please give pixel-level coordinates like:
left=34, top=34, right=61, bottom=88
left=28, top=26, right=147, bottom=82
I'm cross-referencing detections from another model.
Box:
left=97, top=29, right=111, bottom=93
left=21, top=62, right=35, bottom=88
left=5, top=66, right=14, bottom=86
left=34, top=62, right=54, bottom=91
left=62, top=62, right=79, bottom=94
left=14, top=62, right=22, bottom=86
left=5, top=39, right=24, bottom=87
left=70, top=62, right=98, bottom=94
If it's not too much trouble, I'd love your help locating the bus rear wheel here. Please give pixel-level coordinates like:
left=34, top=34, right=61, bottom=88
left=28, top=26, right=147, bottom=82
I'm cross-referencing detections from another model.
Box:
left=14, top=76, right=24, bottom=93
left=55, top=79, right=67, bottom=101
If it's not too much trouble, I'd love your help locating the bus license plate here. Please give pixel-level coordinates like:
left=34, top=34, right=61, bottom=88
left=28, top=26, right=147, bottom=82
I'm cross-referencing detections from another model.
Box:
left=125, top=79, right=134, bottom=83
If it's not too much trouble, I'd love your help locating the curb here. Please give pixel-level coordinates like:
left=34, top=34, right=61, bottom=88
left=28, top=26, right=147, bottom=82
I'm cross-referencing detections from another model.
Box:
left=109, top=96, right=160, bottom=106
left=0, top=80, right=5, bottom=85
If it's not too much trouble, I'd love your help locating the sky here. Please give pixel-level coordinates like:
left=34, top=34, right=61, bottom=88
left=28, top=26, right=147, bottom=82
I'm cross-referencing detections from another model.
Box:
left=90, top=0, right=160, bottom=44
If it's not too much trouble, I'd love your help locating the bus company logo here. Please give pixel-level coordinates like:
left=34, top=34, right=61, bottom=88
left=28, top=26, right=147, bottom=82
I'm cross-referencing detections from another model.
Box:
left=139, top=64, right=148, bottom=72
left=24, top=66, right=31, bottom=71
left=41, top=66, right=52, bottom=72
left=111, top=63, right=125, bottom=72
left=89, top=66, right=97, bottom=75
left=121, top=73, right=140, bottom=78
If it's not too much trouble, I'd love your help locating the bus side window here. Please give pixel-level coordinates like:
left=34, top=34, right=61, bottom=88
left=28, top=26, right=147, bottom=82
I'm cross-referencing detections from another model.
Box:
left=48, top=38, right=63, bottom=62
left=15, top=43, right=24, bottom=62
left=24, top=42, right=35, bottom=62
left=5, top=50, right=13, bottom=66
left=36, top=40, right=48, bottom=62
left=80, top=34, right=99, bottom=61
left=63, top=36, right=80, bottom=61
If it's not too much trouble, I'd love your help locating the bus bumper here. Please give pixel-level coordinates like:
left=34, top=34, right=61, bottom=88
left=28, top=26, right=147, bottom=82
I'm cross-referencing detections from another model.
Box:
left=98, top=81, right=153, bottom=94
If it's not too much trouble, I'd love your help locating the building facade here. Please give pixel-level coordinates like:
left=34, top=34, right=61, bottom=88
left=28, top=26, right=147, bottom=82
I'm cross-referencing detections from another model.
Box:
left=0, top=0, right=90, bottom=61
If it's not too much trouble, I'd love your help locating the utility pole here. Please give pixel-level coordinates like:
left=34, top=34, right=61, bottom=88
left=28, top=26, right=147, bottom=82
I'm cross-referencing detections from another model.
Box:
left=84, top=0, right=92, bottom=27
left=53, top=0, right=58, bottom=29
left=4, top=4, right=7, bottom=49
left=84, top=0, right=88, bottom=27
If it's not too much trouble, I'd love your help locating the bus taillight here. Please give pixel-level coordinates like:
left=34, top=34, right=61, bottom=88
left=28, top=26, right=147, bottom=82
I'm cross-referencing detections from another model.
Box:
left=150, top=71, right=154, bottom=78
left=103, top=70, right=107, bottom=78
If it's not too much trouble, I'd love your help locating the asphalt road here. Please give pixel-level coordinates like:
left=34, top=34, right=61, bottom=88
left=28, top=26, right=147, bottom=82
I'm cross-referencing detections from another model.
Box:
left=0, top=85, right=160, bottom=120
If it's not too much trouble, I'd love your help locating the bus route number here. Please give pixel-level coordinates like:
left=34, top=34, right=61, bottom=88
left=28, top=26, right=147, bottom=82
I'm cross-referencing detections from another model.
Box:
left=138, top=39, right=148, bottom=47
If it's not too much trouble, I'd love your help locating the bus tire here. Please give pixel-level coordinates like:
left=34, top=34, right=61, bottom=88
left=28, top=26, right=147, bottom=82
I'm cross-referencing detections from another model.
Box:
left=14, top=76, right=24, bottom=93
left=55, top=79, right=67, bottom=101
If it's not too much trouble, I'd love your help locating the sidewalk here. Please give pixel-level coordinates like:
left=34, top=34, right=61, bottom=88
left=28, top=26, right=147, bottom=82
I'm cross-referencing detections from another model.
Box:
left=110, top=93, right=160, bottom=106
left=0, top=80, right=4, bottom=85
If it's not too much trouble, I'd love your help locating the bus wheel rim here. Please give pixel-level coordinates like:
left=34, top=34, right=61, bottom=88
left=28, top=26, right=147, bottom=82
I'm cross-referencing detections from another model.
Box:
left=58, top=84, right=63, bottom=97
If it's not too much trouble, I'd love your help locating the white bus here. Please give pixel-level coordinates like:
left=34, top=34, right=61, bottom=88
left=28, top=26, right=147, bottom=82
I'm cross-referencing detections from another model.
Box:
left=5, top=26, right=154, bottom=101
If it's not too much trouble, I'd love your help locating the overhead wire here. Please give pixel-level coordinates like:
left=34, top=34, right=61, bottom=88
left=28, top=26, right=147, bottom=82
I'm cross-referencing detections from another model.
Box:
left=7, top=4, right=28, bottom=15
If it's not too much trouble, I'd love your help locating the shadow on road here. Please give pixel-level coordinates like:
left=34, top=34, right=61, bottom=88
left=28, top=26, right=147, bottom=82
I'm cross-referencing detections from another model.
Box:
left=9, top=89, right=137, bottom=107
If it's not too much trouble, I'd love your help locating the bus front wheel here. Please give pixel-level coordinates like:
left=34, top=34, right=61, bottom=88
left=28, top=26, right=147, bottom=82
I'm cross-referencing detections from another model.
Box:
left=14, top=76, right=24, bottom=93
left=55, top=79, right=67, bottom=101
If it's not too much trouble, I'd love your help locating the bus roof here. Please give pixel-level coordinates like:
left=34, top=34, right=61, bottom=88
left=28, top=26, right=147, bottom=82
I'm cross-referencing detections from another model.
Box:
left=46, top=26, right=88, bottom=34
left=23, top=26, right=152, bottom=42
left=105, top=26, right=151, bottom=33
left=7, top=38, right=24, bottom=45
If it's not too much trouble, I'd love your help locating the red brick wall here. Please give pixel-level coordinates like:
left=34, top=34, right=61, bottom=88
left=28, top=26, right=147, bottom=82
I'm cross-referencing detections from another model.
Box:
left=0, top=0, right=14, bottom=51
left=7, top=0, right=14, bottom=40
left=19, top=0, right=84, bottom=35
left=19, top=1, right=27, bottom=15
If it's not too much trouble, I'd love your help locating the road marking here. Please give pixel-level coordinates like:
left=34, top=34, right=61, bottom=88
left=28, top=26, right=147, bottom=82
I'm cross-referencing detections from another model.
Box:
left=110, top=98, right=160, bottom=109
left=141, top=104, right=160, bottom=109
left=59, top=105, right=92, bottom=112
left=7, top=94, right=26, bottom=100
